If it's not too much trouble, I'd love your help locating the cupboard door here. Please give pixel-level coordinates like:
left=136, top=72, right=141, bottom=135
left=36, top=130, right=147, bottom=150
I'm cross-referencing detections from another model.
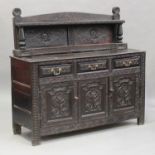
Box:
left=78, top=78, right=108, bottom=122
left=41, top=82, right=77, bottom=127
left=111, top=73, right=140, bottom=115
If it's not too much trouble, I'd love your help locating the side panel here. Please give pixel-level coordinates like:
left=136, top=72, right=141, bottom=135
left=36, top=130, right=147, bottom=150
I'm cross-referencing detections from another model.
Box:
left=11, top=58, right=32, bottom=129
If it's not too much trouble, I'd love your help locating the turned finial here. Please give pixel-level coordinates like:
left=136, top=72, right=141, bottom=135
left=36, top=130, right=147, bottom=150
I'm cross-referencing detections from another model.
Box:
left=12, top=8, right=22, bottom=18
left=112, top=7, right=120, bottom=20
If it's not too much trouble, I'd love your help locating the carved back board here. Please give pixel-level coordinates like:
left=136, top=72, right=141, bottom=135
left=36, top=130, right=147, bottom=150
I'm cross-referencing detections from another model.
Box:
left=12, top=7, right=126, bottom=57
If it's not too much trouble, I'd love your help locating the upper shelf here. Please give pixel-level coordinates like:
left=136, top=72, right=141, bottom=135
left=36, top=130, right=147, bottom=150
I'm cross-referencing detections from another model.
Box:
left=13, top=7, right=125, bottom=26
left=12, top=7, right=126, bottom=57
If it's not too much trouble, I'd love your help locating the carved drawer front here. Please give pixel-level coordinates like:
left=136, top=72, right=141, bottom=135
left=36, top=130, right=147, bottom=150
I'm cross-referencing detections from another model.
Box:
left=78, top=59, right=108, bottom=73
left=24, top=26, right=67, bottom=48
left=69, top=25, right=113, bottom=45
left=113, top=56, right=140, bottom=69
left=39, top=63, right=72, bottom=77
left=79, top=78, right=108, bottom=122
left=111, top=74, right=140, bottom=115
left=41, top=82, right=77, bottom=127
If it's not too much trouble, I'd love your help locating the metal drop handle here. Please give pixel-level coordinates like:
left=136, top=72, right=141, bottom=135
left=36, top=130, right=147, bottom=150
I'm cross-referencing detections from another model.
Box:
left=123, top=60, right=132, bottom=67
left=74, top=96, right=79, bottom=100
left=88, top=64, right=99, bottom=70
left=51, top=67, right=62, bottom=76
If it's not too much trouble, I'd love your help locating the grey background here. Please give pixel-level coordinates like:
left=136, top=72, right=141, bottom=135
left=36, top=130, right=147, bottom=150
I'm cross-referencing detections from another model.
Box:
left=0, top=0, right=155, bottom=154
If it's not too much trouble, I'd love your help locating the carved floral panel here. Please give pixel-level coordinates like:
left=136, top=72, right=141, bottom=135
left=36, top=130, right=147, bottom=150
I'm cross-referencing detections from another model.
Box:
left=24, top=26, right=67, bottom=48
left=70, top=25, right=113, bottom=45
left=113, top=75, right=137, bottom=109
left=45, top=84, right=73, bottom=120
left=80, top=79, right=107, bottom=115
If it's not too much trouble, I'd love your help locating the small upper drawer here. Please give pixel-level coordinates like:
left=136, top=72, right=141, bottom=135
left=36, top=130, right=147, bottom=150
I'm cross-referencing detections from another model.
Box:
left=39, top=64, right=72, bottom=77
left=113, top=56, right=140, bottom=69
left=78, top=59, right=108, bottom=73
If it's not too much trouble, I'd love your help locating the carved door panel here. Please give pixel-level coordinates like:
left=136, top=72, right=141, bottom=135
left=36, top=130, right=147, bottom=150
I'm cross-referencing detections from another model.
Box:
left=41, top=82, right=77, bottom=127
left=78, top=78, right=108, bottom=122
left=111, top=73, right=140, bottom=115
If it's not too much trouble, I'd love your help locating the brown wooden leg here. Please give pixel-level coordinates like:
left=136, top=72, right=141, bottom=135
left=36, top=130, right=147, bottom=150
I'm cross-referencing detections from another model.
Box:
left=32, top=130, right=40, bottom=146
left=13, top=123, right=21, bottom=134
left=137, top=53, right=145, bottom=126
left=31, top=64, right=41, bottom=146
left=137, top=116, right=144, bottom=125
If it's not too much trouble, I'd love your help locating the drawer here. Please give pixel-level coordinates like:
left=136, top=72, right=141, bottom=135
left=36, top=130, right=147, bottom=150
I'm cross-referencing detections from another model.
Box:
left=78, top=59, right=108, bottom=73
left=113, top=56, right=140, bottom=69
left=39, top=64, right=72, bottom=77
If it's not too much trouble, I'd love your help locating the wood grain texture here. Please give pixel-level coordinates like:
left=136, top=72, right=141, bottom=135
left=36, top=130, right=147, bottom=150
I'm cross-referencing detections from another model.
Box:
left=11, top=8, right=145, bottom=145
left=11, top=52, right=145, bottom=145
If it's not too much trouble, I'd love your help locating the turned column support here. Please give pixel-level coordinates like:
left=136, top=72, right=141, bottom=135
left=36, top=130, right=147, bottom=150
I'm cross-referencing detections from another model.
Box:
left=117, top=23, right=123, bottom=43
left=112, top=7, right=123, bottom=43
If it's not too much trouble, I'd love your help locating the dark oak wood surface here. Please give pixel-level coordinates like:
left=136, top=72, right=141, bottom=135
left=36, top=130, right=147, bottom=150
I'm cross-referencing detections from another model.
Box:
left=11, top=7, right=145, bottom=145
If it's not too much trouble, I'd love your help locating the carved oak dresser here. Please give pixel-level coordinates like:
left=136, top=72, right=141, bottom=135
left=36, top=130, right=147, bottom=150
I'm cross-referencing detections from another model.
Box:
left=11, top=7, right=145, bottom=145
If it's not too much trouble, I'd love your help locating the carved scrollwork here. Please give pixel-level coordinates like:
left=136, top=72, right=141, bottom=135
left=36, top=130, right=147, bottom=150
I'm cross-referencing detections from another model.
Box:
left=48, top=91, right=70, bottom=119
left=112, top=7, right=120, bottom=20
left=41, top=33, right=50, bottom=43
left=12, top=8, right=22, bottom=17
left=72, top=25, right=113, bottom=45
left=90, top=29, right=98, bottom=38
left=46, top=85, right=72, bottom=120
left=24, top=27, right=67, bottom=48
left=114, top=57, right=140, bottom=68
left=84, top=88, right=102, bottom=113
left=113, top=77, right=135, bottom=109
left=80, top=80, right=106, bottom=115
left=89, top=28, right=99, bottom=43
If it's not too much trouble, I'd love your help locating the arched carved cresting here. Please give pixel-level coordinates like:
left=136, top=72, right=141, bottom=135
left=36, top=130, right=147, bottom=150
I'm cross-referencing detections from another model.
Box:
left=112, top=7, right=123, bottom=43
